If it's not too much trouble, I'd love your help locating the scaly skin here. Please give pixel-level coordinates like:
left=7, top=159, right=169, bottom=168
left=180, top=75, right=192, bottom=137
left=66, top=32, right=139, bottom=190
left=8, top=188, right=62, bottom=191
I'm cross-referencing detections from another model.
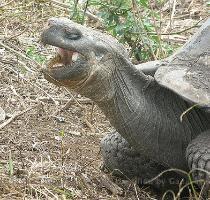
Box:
left=41, top=17, right=210, bottom=192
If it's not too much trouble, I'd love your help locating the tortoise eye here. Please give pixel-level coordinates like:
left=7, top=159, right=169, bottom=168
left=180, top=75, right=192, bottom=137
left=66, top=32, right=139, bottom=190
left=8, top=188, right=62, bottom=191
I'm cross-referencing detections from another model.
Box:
left=64, top=27, right=81, bottom=40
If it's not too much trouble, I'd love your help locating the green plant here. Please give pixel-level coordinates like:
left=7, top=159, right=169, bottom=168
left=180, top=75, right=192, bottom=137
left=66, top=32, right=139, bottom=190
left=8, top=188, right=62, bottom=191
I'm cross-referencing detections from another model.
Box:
left=54, top=187, right=75, bottom=199
left=69, top=0, right=87, bottom=24
left=58, top=130, right=65, bottom=166
left=146, top=168, right=208, bottom=199
left=69, top=0, right=176, bottom=62
left=26, top=46, right=46, bottom=64
left=8, top=151, right=14, bottom=177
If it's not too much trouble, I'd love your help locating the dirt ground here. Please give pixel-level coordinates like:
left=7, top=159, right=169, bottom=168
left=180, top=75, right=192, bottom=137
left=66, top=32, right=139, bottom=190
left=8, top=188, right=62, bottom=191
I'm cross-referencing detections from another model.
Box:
left=0, top=0, right=209, bottom=199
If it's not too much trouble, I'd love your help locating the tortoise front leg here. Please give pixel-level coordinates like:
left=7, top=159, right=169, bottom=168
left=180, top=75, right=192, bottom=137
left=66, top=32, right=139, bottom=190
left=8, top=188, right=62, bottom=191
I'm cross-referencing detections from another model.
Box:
left=100, top=131, right=183, bottom=189
left=101, top=131, right=161, bottom=179
left=186, top=131, right=210, bottom=197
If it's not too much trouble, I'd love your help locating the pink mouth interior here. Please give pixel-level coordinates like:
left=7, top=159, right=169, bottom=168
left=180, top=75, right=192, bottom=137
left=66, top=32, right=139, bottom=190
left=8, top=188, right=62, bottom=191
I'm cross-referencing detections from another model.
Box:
left=57, top=48, right=74, bottom=65
left=47, top=47, right=80, bottom=69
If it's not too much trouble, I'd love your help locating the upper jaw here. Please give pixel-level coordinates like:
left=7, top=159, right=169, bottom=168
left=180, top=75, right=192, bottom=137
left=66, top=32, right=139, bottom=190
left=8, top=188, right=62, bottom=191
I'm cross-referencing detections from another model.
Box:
left=41, top=17, right=110, bottom=59
left=41, top=17, right=89, bottom=55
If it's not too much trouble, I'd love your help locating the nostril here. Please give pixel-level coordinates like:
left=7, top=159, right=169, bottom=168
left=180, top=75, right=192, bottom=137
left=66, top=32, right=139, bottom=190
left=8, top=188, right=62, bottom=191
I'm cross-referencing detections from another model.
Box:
left=47, top=18, right=57, bottom=27
left=47, top=20, right=54, bottom=27
left=47, top=21, right=52, bottom=27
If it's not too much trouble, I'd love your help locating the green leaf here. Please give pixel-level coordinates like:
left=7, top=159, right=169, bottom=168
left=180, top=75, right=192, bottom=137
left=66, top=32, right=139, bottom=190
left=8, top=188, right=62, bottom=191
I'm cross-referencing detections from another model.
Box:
left=26, top=46, right=46, bottom=64
left=139, top=0, right=148, bottom=7
left=54, top=188, right=75, bottom=199
left=115, top=24, right=126, bottom=36
left=59, top=130, right=65, bottom=137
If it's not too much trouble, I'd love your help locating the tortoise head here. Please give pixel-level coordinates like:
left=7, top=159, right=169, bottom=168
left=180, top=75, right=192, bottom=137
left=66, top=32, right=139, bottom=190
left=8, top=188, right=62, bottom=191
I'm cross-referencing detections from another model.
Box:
left=41, top=17, right=130, bottom=91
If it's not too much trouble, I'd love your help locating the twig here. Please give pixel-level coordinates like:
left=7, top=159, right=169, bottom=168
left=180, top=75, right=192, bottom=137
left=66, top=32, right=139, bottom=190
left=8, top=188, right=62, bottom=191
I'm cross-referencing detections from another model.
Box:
left=0, top=0, right=15, bottom=8
left=81, top=0, right=90, bottom=24
left=133, top=183, right=140, bottom=200
left=61, top=99, right=77, bottom=111
left=90, top=102, right=95, bottom=123
left=187, top=0, right=195, bottom=11
left=30, top=96, right=92, bottom=104
left=199, top=182, right=207, bottom=199
left=4, top=65, right=58, bottom=105
left=51, top=0, right=102, bottom=23
left=180, top=104, right=198, bottom=122
left=43, top=187, right=59, bottom=200
left=145, top=168, right=189, bottom=184
left=162, top=190, right=176, bottom=200
left=64, top=87, right=84, bottom=109
left=164, top=0, right=177, bottom=34
left=4, top=26, right=29, bottom=41
left=98, top=174, right=123, bottom=195
left=132, top=18, right=205, bottom=36
left=0, top=106, right=36, bottom=130
left=0, top=58, right=35, bottom=73
left=0, top=41, right=41, bottom=70
left=52, top=99, right=81, bottom=116
left=148, top=0, right=165, bottom=58
left=169, top=0, right=176, bottom=28
left=161, top=35, right=187, bottom=43
left=83, top=118, right=95, bottom=133
left=131, top=0, right=156, bottom=60
left=163, top=18, right=204, bottom=35
left=10, top=85, right=27, bottom=109
left=154, top=19, right=202, bottom=35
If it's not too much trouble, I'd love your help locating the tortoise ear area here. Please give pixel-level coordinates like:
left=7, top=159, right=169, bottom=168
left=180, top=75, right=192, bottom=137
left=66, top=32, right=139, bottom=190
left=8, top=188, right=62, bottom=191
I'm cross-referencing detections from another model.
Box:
left=94, top=51, right=130, bottom=66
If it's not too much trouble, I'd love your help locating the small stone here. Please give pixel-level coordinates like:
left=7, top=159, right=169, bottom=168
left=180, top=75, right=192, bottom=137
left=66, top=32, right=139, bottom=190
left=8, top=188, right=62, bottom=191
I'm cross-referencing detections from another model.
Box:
left=70, top=131, right=81, bottom=136
left=54, top=136, right=62, bottom=141
left=55, top=116, right=65, bottom=123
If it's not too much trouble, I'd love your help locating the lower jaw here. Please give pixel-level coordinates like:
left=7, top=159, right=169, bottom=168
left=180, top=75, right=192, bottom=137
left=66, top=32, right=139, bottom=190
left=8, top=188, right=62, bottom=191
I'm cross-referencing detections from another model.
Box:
left=42, top=68, right=87, bottom=89
left=43, top=70, right=65, bottom=86
left=44, top=64, right=73, bottom=80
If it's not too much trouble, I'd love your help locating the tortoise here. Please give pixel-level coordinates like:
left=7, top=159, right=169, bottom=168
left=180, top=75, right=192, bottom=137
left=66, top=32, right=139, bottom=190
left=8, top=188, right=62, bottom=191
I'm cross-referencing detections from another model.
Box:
left=41, top=17, right=210, bottom=194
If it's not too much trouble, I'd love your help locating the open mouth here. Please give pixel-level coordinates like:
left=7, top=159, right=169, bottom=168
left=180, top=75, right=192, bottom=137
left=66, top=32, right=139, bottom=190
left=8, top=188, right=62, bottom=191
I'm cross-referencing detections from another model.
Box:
left=42, top=44, right=90, bottom=87
left=47, top=47, right=81, bottom=69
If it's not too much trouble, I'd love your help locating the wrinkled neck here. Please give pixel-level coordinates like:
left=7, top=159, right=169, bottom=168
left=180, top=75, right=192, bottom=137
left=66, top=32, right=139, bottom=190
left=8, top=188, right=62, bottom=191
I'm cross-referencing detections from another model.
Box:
left=74, top=58, right=151, bottom=104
